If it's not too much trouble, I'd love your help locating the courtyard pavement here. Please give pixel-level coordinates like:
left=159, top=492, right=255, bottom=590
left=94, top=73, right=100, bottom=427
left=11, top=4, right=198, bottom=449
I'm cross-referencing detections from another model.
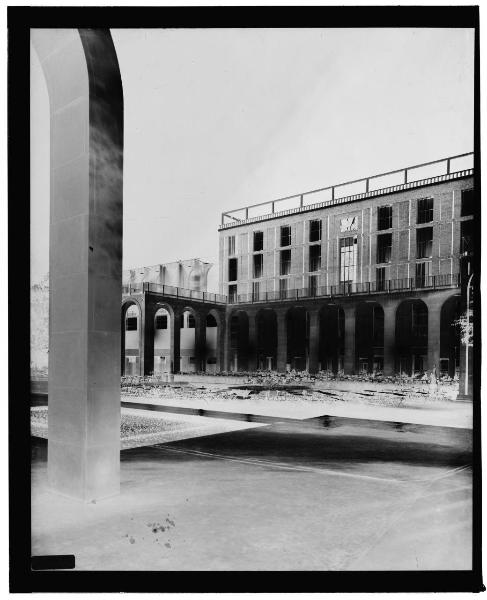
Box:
left=31, top=416, right=472, bottom=571
left=121, top=390, right=473, bottom=429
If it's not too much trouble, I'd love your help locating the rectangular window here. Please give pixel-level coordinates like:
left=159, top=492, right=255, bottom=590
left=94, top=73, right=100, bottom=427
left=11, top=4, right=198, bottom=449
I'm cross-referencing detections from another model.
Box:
left=253, top=253, right=263, bottom=278
left=377, top=206, right=392, bottom=230
left=416, top=226, right=433, bottom=259
left=415, top=261, right=432, bottom=286
left=376, top=267, right=387, bottom=291
left=279, top=278, right=289, bottom=299
left=126, top=317, right=137, bottom=331
left=187, top=314, right=195, bottom=328
left=228, top=257, right=238, bottom=281
left=280, top=225, right=292, bottom=247
left=253, top=230, right=264, bottom=251
left=227, top=235, right=236, bottom=256
left=252, top=281, right=260, bottom=299
left=460, top=219, right=473, bottom=255
left=280, top=249, right=292, bottom=275
left=309, top=244, right=321, bottom=272
left=339, top=236, right=357, bottom=283
left=228, top=284, right=237, bottom=303
left=417, top=197, right=433, bottom=224
left=308, top=275, right=318, bottom=295
left=377, top=233, right=392, bottom=263
left=461, top=189, right=474, bottom=217
left=309, top=219, right=322, bottom=242
left=155, top=315, right=168, bottom=329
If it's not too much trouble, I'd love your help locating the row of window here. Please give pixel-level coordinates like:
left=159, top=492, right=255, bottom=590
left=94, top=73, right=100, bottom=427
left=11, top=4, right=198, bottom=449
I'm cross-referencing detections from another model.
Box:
left=126, top=313, right=218, bottom=331
left=228, top=221, right=463, bottom=281
left=229, top=260, right=438, bottom=301
left=227, top=189, right=474, bottom=255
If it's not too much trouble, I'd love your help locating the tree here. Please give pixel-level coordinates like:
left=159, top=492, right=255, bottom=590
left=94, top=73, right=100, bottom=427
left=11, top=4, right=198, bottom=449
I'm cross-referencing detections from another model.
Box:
left=455, top=310, right=473, bottom=347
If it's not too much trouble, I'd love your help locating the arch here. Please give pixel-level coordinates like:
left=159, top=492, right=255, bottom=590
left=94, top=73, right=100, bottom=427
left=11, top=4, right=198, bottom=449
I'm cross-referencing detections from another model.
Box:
left=153, top=306, right=172, bottom=375
left=286, top=306, right=309, bottom=371
left=229, top=309, right=250, bottom=372
left=179, top=307, right=198, bottom=372
left=396, top=299, right=428, bottom=376
left=440, top=295, right=462, bottom=378
left=204, top=308, right=222, bottom=373
left=256, top=308, right=278, bottom=370
left=355, top=302, right=384, bottom=374
left=121, top=299, right=142, bottom=376
left=318, top=304, right=345, bottom=373
left=31, top=28, right=124, bottom=501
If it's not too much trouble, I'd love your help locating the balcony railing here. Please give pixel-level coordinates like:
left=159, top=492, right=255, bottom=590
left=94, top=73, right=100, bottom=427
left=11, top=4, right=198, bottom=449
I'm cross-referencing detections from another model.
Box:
left=123, top=273, right=460, bottom=305
left=228, top=273, right=460, bottom=304
left=122, top=282, right=227, bottom=304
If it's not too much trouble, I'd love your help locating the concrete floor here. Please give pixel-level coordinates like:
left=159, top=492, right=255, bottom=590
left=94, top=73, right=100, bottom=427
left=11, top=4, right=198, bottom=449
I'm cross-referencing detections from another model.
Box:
left=31, top=419, right=472, bottom=571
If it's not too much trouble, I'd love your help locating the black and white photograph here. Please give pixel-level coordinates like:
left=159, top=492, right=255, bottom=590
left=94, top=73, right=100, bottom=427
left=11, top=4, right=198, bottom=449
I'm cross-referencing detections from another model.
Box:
left=8, top=4, right=483, bottom=593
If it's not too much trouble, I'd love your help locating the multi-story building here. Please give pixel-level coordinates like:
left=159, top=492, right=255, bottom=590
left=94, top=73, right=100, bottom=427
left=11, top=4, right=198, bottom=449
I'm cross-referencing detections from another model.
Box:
left=218, top=152, right=474, bottom=378
left=122, top=152, right=474, bottom=391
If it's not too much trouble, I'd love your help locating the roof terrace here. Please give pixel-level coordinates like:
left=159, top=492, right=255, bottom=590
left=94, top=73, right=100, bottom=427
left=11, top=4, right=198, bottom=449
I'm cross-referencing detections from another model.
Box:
left=219, top=152, right=474, bottom=230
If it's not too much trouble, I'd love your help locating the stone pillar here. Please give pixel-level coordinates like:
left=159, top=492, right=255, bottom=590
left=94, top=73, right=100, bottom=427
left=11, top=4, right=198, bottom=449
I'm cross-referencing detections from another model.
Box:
left=215, top=314, right=225, bottom=373
left=170, top=310, right=181, bottom=374
left=32, top=29, right=124, bottom=501
left=140, top=299, right=155, bottom=376
left=382, top=302, right=397, bottom=376
left=247, top=312, right=258, bottom=371
left=308, top=309, right=320, bottom=374
left=426, top=296, right=442, bottom=374
left=343, top=305, right=356, bottom=374
left=276, top=311, right=287, bottom=372
left=223, top=312, right=232, bottom=372
left=195, top=313, right=207, bottom=372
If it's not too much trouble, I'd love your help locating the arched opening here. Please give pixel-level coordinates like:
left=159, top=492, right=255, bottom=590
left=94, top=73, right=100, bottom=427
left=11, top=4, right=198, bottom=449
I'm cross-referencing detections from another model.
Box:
left=122, top=302, right=140, bottom=376
left=318, top=304, right=345, bottom=373
left=205, top=311, right=219, bottom=373
left=355, top=302, right=384, bottom=374
left=396, top=299, right=428, bottom=375
left=153, top=307, right=171, bottom=375
left=229, top=311, right=249, bottom=372
left=256, top=309, right=277, bottom=370
left=286, top=307, right=309, bottom=371
left=440, top=295, right=462, bottom=378
left=179, top=308, right=197, bottom=373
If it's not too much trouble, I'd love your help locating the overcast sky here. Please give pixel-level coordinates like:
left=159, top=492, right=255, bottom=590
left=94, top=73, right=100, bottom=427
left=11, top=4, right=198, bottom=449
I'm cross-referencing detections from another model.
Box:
left=31, top=28, right=474, bottom=291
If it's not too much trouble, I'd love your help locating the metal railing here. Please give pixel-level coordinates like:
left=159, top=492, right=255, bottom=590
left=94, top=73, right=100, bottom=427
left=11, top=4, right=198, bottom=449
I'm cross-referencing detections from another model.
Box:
left=123, top=273, right=460, bottom=305
left=227, top=273, right=460, bottom=305
left=220, top=152, right=474, bottom=228
left=122, top=282, right=227, bottom=304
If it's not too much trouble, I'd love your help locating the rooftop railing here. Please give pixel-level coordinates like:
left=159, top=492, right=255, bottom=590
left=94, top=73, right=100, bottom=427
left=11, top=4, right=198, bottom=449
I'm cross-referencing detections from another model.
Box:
left=220, top=152, right=474, bottom=228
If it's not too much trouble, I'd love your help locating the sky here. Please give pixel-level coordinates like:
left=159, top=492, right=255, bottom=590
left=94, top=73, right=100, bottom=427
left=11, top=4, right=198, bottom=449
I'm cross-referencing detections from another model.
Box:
left=30, top=28, right=474, bottom=291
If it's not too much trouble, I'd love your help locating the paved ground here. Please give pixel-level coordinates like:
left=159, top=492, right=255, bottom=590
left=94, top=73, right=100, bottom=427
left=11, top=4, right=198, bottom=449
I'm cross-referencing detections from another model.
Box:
left=31, top=416, right=472, bottom=571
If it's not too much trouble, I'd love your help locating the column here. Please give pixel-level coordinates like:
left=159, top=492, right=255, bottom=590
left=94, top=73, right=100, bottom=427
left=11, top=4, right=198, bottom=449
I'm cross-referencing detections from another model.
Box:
left=308, top=309, right=320, bottom=374
left=32, top=29, right=124, bottom=501
left=223, top=312, right=232, bottom=372
left=343, top=305, right=356, bottom=374
left=170, top=310, right=181, bottom=374
left=247, top=312, right=258, bottom=371
left=140, top=300, right=155, bottom=376
left=426, top=296, right=441, bottom=374
left=195, top=313, right=206, bottom=372
left=276, top=311, right=287, bottom=372
left=382, top=302, right=397, bottom=376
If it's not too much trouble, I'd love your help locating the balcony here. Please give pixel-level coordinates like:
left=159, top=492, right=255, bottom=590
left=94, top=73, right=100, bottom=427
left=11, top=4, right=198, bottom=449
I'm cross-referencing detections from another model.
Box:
left=228, top=273, right=460, bottom=305
left=122, top=282, right=228, bottom=304
left=123, top=273, right=460, bottom=306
